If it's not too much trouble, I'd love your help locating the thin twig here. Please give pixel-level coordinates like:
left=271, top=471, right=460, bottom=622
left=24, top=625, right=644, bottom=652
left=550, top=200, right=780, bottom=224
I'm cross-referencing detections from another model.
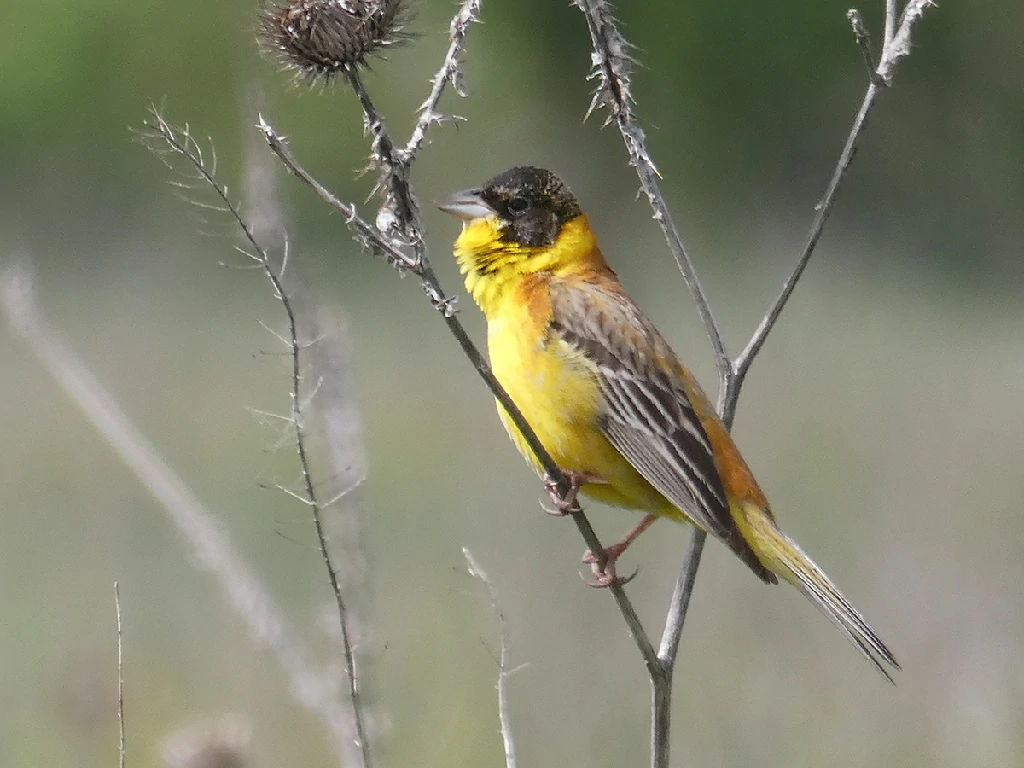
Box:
left=571, top=0, right=730, bottom=380
left=0, top=262, right=353, bottom=765
left=140, top=111, right=373, bottom=768
left=344, top=65, right=422, bottom=247
left=732, top=0, right=934, bottom=403
left=115, top=582, right=125, bottom=768
left=730, top=81, right=881, bottom=404
left=402, top=0, right=481, bottom=162
left=463, top=548, right=518, bottom=768
left=876, top=0, right=936, bottom=84
left=884, top=0, right=898, bottom=44
left=847, top=9, right=883, bottom=84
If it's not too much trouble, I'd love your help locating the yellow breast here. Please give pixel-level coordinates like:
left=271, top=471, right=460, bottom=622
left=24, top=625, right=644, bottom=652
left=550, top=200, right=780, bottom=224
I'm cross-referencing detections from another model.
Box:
left=486, top=282, right=671, bottom=515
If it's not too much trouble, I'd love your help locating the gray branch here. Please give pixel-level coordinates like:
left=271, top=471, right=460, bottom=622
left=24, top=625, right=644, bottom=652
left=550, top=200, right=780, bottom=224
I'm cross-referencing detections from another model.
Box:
left=464, top=549, right=518, bottom=768
left=572, top=0, right=730, bottom=380
left=402, top=0, right=481, bottom=162
left=877, top=0, right=936, bottom=84
left=141, top=111, right=374, bottom=768
left=0, top=261, right=354, bottom=764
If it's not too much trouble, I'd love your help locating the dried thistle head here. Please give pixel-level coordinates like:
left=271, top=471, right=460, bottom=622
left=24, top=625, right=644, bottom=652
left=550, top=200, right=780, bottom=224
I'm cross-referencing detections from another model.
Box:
left=260, top=0, right=412, bottom=82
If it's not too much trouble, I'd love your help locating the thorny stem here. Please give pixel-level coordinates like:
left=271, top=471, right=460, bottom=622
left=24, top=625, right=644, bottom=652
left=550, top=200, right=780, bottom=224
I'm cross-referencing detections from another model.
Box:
left=574, top=2, right=933, bottom=767
left=145, top=111, right=374, bottom=768
left=285, top=260, right=373, bottom=768
left=572, top=0, right=730, bottom=381
left=344, top=66, right=422, bottom=247
left=402, top=0, right=480, bottom=162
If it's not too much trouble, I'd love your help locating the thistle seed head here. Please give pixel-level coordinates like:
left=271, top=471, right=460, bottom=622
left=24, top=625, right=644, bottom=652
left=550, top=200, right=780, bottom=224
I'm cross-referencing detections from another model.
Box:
left=260, top=0, right=412, bottom=82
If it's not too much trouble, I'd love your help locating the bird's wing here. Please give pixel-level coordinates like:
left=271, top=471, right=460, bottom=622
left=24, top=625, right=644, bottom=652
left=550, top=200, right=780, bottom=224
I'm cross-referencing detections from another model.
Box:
left=547, top=277, right=735, bottom=542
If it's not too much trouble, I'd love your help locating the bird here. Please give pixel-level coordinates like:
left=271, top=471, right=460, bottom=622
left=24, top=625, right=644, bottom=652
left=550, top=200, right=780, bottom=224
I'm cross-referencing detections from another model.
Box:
left=439, top=165, right=899, bottom=681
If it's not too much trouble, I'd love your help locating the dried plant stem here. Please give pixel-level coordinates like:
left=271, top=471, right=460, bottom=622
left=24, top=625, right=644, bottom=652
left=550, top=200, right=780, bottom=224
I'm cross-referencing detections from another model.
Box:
left=142, top=112, right=372, bottom=768
left=287, top=275, right=373, bottom=768
left=0, top=261, right=352, bottom=763
left=402, top=0, right=481, bottom=161
left=885, top=0, right=898, bottom=43
left=573, top=1, right=933, bottom=766
left=731, top=0, right=934, bottom=405
left=115, top=582, right=125, bottom=768
left=877, top=0, right=935, bottom=84
left=463, top=549, right=518, bottom=768
left=728, top=81, right=881, bottom=404
left=572, top=0, right=729, bottom=380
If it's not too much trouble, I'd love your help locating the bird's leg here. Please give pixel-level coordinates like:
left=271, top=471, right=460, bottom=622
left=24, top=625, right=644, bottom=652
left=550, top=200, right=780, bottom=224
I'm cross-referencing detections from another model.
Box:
left=582, top=513, right=658, bottom=588
left=540, top=470, right=605, bottom=516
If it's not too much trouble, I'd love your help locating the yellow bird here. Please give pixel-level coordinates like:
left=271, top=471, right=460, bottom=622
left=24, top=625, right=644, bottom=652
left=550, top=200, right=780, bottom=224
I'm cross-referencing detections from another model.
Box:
left=440, top=166, right=898, bottom=680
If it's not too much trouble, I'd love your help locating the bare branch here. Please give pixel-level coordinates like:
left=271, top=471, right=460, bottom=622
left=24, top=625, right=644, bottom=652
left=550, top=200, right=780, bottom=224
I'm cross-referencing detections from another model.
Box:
left=115, top=582, right=125, bottom=768
left=402, top=0, right=482, bottom=162
left=463, top=549, right=518, bottom=768
left=656, top=529, right=707, bottom=666
left=571, top=0, right=730, bottom=380
left=884, top=0, right=898, bottom=44
left=258, top=118, right=421, bottom=277
left=730, top=82, right=881, bottom=397
left=847, top=9, right=884, bottom=84
left=732, top=1, right=933, bottom=400
left=139, top=110, right=374, bottom=768
left=876, top=0, right=936, bottom=84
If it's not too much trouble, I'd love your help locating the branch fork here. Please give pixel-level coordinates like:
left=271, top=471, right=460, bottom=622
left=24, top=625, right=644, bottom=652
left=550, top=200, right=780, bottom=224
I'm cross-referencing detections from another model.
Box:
left=574, top=0, right=933, bottom=765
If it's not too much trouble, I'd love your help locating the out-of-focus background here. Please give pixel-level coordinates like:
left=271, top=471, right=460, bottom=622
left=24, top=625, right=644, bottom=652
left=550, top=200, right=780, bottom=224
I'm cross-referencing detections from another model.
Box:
left=2, top=1, right=1022, bottom=766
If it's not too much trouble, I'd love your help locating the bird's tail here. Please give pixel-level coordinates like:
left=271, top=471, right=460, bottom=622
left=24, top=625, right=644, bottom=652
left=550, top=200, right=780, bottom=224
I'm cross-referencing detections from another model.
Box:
left=732, top=500, right=900, bottom=682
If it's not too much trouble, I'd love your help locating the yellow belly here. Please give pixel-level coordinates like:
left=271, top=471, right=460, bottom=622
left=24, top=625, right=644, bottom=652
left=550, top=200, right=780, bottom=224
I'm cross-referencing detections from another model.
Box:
left=487, top=312, right=675, bottom=517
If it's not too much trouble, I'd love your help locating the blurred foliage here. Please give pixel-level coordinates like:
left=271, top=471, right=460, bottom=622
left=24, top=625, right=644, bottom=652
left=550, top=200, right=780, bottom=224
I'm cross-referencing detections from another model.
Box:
left=2, top=0, right=1022, bottom=281
left=2, top=1, right=1023, bottom=767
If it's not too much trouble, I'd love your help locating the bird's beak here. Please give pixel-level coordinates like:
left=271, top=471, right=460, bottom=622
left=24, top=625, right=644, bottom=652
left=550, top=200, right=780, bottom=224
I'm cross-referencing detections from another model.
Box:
left=437, top=188, right=492, bottom=221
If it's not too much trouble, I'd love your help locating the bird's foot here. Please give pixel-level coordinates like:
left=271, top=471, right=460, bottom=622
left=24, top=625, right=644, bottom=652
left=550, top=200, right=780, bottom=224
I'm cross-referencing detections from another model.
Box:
left=580, top=514, right=658, bottom=587
left=581, top=541, right=639, bottom=588
left=540, top=470, right=603, bottom=516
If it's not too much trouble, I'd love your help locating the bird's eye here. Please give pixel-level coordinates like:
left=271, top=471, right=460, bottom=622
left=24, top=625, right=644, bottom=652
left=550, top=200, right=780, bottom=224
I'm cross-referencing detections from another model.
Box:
left=506, top=196, right=529, bottom=217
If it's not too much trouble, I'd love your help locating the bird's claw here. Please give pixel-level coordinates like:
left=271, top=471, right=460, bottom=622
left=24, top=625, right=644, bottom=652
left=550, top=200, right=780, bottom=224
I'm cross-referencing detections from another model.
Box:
left=581, top=548, right=639, bottom=588
left=541, top=470, right=604, bottom=516
left=541, top=472, right=580, bottom=515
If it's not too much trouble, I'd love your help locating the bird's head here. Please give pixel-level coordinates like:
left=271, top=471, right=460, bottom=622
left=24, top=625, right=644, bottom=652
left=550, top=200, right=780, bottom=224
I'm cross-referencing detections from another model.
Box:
left=439, top=166, right=583, bottom=249
left=439, top=167, right=606, bottom=302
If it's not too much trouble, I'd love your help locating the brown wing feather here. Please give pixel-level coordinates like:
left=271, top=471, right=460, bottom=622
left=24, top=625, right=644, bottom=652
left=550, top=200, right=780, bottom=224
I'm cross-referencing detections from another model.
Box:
left=549, top=277, right=776, bottom=584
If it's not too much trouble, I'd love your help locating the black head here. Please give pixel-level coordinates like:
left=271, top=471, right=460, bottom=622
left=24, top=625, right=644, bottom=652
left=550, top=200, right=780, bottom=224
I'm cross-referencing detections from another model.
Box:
left=439, top=166, right=584, bottom=248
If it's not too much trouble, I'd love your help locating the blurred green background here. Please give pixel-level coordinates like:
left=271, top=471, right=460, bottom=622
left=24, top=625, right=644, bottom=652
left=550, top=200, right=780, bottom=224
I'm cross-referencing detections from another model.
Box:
left=2, top=0, right=1022, bottom=766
